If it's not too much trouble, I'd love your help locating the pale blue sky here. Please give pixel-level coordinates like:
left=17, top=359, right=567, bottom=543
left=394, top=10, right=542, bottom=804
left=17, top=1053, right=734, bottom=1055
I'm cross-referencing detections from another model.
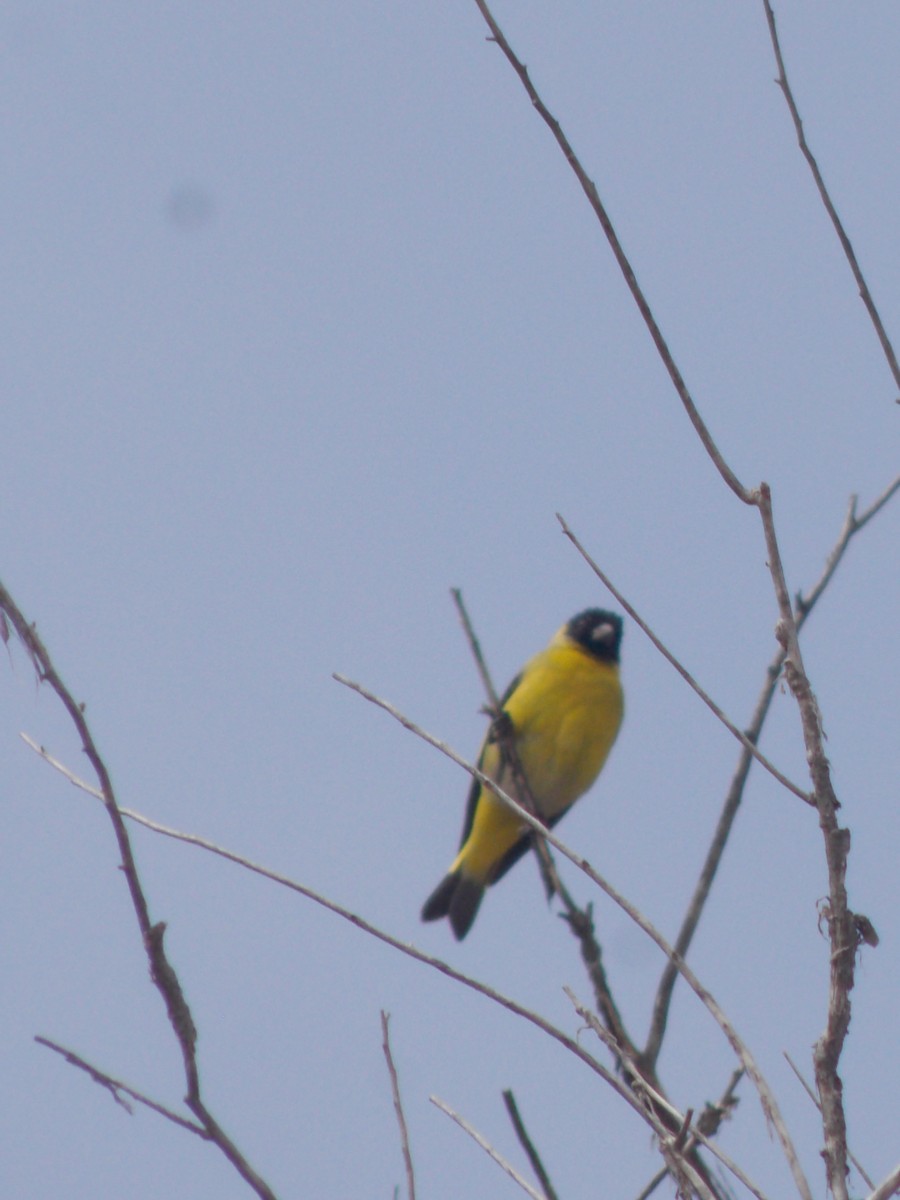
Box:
left=2, top=5, right=898, bottom=1198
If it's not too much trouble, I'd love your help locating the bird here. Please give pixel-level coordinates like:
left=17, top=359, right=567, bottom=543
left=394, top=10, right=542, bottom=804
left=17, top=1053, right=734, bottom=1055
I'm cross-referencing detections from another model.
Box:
left=421, top=608, right=624, bottom=939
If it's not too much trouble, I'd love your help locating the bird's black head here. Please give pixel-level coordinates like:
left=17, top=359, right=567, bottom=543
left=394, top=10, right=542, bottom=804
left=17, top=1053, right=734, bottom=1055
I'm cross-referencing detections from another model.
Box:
left=566, top=609, right=623, bottom=664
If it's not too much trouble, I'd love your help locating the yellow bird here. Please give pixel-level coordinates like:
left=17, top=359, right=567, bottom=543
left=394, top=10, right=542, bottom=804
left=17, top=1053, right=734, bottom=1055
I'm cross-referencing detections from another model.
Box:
left=421, top=608, right=624, bottom=939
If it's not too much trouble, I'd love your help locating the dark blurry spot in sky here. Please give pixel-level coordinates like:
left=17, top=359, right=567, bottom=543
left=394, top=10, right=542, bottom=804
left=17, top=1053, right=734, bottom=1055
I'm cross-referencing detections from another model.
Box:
left=166, top=184, right=215, bottom=232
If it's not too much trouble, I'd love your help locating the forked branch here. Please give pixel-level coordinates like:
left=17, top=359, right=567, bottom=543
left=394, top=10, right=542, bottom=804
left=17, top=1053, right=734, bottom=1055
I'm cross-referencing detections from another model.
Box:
left=0, top=580, right=278, bottom=1200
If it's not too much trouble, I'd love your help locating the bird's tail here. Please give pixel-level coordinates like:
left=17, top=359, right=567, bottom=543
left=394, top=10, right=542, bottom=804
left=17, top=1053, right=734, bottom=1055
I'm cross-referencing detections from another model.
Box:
left=421, top=870, right=484, bottom=940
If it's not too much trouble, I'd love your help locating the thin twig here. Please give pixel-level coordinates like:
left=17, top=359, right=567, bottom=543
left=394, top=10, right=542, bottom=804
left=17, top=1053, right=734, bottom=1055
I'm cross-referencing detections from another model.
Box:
left=35, top=1037, right=210, bottom=1137
left=451, top=587, right=501, bottom=711
left=868, top=1164, right=900, bottom=1200
left=632, top=1069, right=745, bottom=1200
left=0, top=579, right=278, bottom=1200
left=762, top=0, right=900, bottom=394
left=642, top=642, right=782, bottom=1068
left=783, top=1051, right=820, bottom=1112
left=697, top=1067, right=744, bottom=1139
left=471, top=0, right=753, bottom=502
left=634, top=1165, right=669, bottom=1200
left=568, top=993, right=764, bottom=1200
left=796, top=476, right=900, bottom=619
left=381, top=1013, right=416, bottom=1200
left=430, top=1096, right=548, bottom=1200
left=21, top=734, right=104, bottom=795
left=567, top=993, right=682, bottom=1127
left=502, top=1091, right=560, bottom=1200
left=333, top=673, right=812, bottom=1200
left=556, top=513, right=811, bottom=805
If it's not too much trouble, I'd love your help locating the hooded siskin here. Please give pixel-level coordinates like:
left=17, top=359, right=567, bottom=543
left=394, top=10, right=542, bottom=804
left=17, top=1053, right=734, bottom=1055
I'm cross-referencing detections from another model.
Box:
left=421, top=608, right=624, bottom=939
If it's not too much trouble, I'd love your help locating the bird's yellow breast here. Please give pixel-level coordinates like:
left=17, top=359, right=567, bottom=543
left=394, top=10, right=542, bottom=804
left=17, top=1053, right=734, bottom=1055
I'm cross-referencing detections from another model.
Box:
left=452, top=636, right=623, bottom=883
left=504, top=638, right=623, bottom=812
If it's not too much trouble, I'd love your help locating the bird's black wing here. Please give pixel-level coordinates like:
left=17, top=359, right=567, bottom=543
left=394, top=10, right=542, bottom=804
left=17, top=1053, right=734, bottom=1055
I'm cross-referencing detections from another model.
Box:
left=488, top=807, right=568, bottom=885
left=456, top=670, right=523, bottom=850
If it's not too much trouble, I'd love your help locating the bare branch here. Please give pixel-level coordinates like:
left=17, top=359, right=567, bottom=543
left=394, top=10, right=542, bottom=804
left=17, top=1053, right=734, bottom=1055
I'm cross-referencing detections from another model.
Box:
left=35, top=700, right=806, bottom=1197
left=567, top=992, right=681, bottom=1128
left=0, top=588, right=191, bottom=1045
left=21, top=733, right=104, bottom=796
left=783, top=1053, right=874, bottom=1191
left=796, top=476, right=900, bottom=619
left=633, top=1166, right=669, bottom=1200
left=635, top=1153, right=715, bottom=1200
left=470, top=16, right=895, bottom=1176
left=26, top=701, right=670, bottom=1191
left=39, top=762, right=697, bottom=1149
left=633, top=1070, right=745, bottom=1200
left=451, top=586, right=502, bottom=711
left=697, top=1068, right=744, bottom=1140
left=334, top=673, right=812, bottom=1200
left=646, top=476, right=898, bottom=1066
left=868, top=1164, right=900, bottom=1200
left=35, top=1037, right=209, bottom=1138
left=19, top=622, right=810, bottom=1196
left=502, top=1091, right=560, bottom=1200
left=381, top=1013, right=416, bottom=1200
left=470, top=0, right=753, bottom=502
left=756, top=485, right=858, bottom=1200
left=762, top=1, right=900, bottom=394
left=556, top=513, right=811, bottom=805
left=568, top=994, right=764, bottom=1200
left=0, top=579, right=278, bottom=1200
left=849, top=474, right=900, bottom=531
left=782, top=1051, right=819, bottom=1111
left=430, top=1096, right=548, bottom=1200
left=643, top=643, right=782, bottom=1068
left=463, top=31, right=893, bottom=1181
